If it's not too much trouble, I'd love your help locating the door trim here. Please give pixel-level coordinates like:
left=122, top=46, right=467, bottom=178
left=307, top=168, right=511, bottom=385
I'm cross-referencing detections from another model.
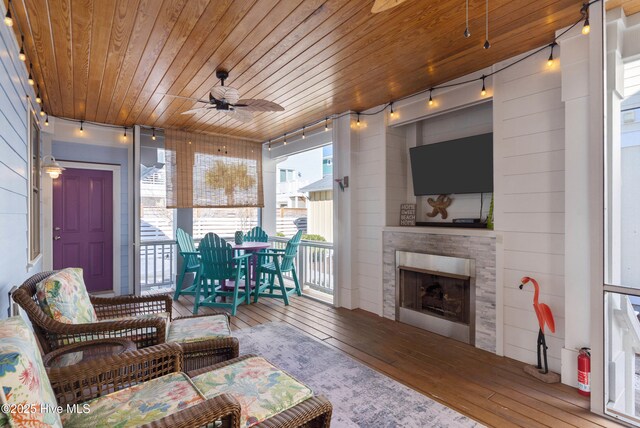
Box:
left=44, top=161, right=121, bottom=296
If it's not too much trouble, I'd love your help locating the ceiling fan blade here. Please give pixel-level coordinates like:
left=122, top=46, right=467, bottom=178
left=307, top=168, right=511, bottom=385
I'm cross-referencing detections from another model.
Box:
left=224, top=109, right=253, bottom=123
left=158, top=93, right=209, bottom=103
left=181, top=106, right=214, bottom=115
left=210, top=86, right=240, bottom=105
left=371, top=0, right=408, bottom=13
left=235, top=99, right=285, bottom=112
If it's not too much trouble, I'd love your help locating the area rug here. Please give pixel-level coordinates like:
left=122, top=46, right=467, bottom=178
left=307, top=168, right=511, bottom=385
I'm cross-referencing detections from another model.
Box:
left=234, top=322, right=483, bottom=427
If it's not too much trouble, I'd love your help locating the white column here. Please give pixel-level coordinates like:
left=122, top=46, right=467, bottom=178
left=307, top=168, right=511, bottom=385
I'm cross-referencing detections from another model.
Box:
left=559, top=4, right=604, bottom=391
left=333, top=114, right=358, bottom=308
left=262, top=147, right=277, bottom=236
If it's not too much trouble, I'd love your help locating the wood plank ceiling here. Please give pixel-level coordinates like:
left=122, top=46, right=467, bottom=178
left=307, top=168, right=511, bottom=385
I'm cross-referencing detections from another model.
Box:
left=9, top=0, right=587, bottom=141
left=606, top=0, right=640, bottom=16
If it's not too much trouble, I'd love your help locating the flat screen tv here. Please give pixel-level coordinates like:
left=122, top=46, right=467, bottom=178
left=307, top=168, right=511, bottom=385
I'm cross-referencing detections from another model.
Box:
left=409, top=133, right=493, bottom=195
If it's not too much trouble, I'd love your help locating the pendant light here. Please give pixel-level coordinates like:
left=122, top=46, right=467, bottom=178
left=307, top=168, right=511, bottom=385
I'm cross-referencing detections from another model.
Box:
left=4, top=1, right=13, bottom=27
left=483, top=0, right=490, bottom=49
left=79, top=120, right=84, bottom=133
left=27, top=63, right=34, bottom=86
left=302, top=126, right=306, bottom=139
left=480, top=76, right=487, bottom=96
left=18, top=36, right=26, bottom=61
left=428, top=89, right=434, bottom=106
left=581, top=3, right=590, bottom=35
left=547, top=43, right=556, bottom=67
left=152, top=127, right=156, bottom=140
left=325, top=117, right=329, bottom=131
left=463, top=0, right=470, bottom=38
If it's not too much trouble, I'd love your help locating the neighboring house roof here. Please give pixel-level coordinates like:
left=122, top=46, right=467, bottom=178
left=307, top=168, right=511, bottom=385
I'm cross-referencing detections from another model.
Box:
left=299, top=175, right=333, bottom=193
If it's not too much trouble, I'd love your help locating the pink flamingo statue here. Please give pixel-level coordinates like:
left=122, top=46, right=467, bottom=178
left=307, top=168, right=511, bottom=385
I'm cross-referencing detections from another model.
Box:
left=519, top=276, right=556, bottom=374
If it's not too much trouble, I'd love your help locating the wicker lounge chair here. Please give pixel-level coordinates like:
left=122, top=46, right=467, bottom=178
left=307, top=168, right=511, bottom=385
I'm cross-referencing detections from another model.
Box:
left=0, top=316, right=332, bottom=428
left=12, top=270, right=238, bottom=371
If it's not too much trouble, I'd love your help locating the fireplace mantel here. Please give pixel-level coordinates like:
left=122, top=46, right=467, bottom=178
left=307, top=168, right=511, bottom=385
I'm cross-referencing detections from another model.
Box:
left=383, top=226, right=496, bottom=238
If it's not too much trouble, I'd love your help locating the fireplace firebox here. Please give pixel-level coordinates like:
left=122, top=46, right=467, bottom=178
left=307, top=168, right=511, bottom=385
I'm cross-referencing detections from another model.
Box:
left=396, top=252, right=475, bottom=345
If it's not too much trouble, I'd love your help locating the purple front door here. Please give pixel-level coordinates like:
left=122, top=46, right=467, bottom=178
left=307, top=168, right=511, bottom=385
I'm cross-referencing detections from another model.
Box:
left=53, top=167, right=114, bottom=293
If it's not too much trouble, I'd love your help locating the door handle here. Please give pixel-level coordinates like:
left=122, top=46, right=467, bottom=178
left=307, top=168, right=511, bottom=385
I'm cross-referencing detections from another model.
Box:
left=54, top=227, right=61, bottom=231
left=54, top=236, right=61, bottom=240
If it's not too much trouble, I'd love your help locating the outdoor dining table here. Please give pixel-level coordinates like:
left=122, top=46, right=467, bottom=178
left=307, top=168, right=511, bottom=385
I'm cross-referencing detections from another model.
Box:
left=225, top=241, right=271, bottom=292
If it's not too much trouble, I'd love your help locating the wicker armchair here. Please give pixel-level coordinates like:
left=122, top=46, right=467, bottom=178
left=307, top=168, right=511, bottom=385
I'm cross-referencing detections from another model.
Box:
left=48, top=345, right=332, bottom=427
left=12, top=271, right=238, bottom=370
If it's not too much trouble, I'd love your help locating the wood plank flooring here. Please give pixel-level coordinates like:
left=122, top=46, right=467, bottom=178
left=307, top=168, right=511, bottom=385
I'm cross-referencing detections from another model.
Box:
left=172, top=295, right=619, bottom=428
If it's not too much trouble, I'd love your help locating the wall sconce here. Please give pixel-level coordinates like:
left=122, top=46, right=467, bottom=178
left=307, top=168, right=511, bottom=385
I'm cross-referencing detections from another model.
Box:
left=41, top=155, right=65, bottom=179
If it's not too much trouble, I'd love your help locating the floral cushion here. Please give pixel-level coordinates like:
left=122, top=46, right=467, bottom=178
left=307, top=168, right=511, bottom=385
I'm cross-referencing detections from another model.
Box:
left=60, top=372, right=204, bottom=427
left=192, top=356, right=313, bottom=427
left=0, top=317, right=62, bottom=427
left=166, top=315, right=230, bottom=343
left=36, top=268, right=98, bottom=324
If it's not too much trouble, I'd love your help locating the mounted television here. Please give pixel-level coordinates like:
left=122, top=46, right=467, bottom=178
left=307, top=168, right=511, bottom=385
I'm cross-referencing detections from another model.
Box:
left=409, top=133, right=493, bottom=195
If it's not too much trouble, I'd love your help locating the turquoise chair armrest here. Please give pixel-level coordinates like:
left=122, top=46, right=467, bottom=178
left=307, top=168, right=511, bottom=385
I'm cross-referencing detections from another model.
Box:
left=232, top=253, right=252, bottom=261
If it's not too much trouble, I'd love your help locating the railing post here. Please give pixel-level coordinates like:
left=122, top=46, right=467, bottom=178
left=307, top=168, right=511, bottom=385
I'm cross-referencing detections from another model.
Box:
left=297, top=243, right=305, bottom=289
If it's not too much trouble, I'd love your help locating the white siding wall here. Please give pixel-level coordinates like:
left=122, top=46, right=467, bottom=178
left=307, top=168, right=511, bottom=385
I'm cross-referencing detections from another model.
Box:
left=0, top=7, right=41, bottom=317
left=493, top=52, right=566, bottom=373
left=353, top=113, right=386, bottom=315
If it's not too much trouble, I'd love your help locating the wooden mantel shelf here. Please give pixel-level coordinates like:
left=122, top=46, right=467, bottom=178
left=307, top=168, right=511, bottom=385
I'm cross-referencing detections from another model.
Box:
left=382, top=226, right=497, bottom=238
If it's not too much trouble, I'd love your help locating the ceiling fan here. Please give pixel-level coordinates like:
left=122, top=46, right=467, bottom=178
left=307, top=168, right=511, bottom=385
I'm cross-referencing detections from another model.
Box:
left=161, top=70, right=284, bottom=123
left=371, top=0, right=408, bottom=14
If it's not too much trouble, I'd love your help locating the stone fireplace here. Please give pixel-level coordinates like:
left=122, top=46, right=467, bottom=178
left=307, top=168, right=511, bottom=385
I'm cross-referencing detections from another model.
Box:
left=396, top=252, right=475, bottom=345
left=383, top=228, right=497, bottom=353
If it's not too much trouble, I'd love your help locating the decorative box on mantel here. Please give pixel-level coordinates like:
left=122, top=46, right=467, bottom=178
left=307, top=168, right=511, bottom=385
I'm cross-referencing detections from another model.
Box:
left=382, top=226, right=497, bottom=354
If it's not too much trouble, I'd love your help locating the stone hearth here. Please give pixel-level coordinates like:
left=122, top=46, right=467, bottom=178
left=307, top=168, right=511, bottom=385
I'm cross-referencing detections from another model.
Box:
left=383, top=229, right=497, bottom=353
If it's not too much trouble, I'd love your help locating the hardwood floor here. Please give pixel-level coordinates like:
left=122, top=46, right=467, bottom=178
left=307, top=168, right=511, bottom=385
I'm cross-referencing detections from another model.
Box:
left=172, top=295, right=619, bottom=428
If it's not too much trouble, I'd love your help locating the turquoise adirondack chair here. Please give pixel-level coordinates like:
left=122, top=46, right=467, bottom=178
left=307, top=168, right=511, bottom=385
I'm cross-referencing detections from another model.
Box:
left=244, top=226, right=269, bottom=243
left=194, top=233, right=251, bottom=316
left=173, top=228, right=201, bottom=301
left=254, top=230, right=303, bottom=305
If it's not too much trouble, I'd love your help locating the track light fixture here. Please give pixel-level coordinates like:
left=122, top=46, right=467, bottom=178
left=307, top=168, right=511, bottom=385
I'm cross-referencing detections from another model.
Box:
left=481, top=76, right=487, bottom=96
left=464, top=0, right=470, bottom=38
left=152, top=127, right=156, bottom=140
left=79, top=120, right=84, bottom=133
left=4, top=1, right=13, bottom=27
left=483, top=0, right=490, bottom=49
left=581, top=3, right=590, bottom=35
left=18, top=36, right=25, bottom=61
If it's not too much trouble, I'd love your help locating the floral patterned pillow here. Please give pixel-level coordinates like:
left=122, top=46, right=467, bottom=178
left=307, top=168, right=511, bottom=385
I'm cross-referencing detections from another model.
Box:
left=36, top=268, right=98, bottom=324
left=0, top=317, right=62, bottom=427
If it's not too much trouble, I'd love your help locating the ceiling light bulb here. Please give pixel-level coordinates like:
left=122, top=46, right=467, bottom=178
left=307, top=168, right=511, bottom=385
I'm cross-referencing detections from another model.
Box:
left=152, top=128, right=156, bottom=140
left=80, top=121, right=84, bottom=133
left=356, top=114, right=361, bottom=126
left=481, top=78, right=487, bottom=96
left=268, top=140, right=271, bottom=151
left=36, top=93, right=41, bottom=104
left=582, top=18, right=590, bottom=35
left=325, top=118, right=329, bottom=131
left=39, top=109, right=45, bottom=117
left=428, top=91, right=434, bottom=106
left=283, top=134, right=287, bottom=145
left=28, top=74, right=34, bottom=86
left=123, top=127, right=127, bottom=140
left=44, top=115, right=49, bottom=126
left=302, top=127, right=306, bottom=139
left=4, top=7, right=13, bottom=27
left=19, top=47, right=25, bottom=62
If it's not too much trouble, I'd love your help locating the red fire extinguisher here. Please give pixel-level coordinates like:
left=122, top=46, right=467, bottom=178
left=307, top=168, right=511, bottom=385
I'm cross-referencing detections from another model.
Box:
left=578, top=347, right=591, bottom=397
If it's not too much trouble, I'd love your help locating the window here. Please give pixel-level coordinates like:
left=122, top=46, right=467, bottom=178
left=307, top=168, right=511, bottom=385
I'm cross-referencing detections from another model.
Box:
left=29, top=110, right=40, bottom=261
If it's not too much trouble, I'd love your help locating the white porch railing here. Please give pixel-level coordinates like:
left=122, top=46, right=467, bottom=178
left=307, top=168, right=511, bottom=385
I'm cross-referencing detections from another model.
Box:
left=139, top=237, right=334, bottom=298
left=269, top=237, right=334, bottom=297
left=140, top=240, right=176, bottom=293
